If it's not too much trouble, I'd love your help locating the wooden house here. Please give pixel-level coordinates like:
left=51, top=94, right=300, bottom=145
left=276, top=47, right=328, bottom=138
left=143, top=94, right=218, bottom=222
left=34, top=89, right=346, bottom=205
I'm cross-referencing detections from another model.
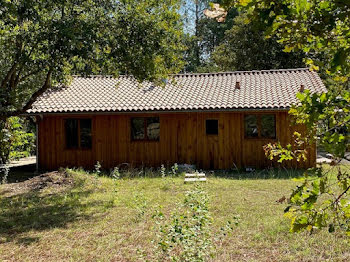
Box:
left=27, top=68, right=326, bottom=170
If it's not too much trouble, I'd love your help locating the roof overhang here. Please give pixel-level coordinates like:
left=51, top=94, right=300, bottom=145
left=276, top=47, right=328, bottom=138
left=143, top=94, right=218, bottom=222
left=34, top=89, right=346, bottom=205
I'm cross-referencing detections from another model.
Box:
left=24, top=107, right=290, bottom=116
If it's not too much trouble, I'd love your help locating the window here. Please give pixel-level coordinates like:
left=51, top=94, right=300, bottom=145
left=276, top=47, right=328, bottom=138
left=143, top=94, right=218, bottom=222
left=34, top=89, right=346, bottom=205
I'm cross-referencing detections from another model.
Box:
left=244, top=115, right=258, bottom=138
left=80, top=119, right=92, bottom=148
left=131, top=117, right=160, bottom=141
left=131, top=118, right=145, bottom=140
left=147, top=117, right=160, bottom=140
left=261, top=115, right=276, bottom=138
left=206, top=119, right=218, bottom=135
left=65, top=119, right=78, bottom=148
left=65, top=119, right=92, bottom=149
left=244, top=114, right=276, bottom=139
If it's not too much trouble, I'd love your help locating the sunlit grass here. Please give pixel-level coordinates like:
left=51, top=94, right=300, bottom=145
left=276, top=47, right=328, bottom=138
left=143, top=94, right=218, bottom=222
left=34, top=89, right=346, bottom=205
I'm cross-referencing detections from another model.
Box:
left=0, top=167, right=348, bottom=261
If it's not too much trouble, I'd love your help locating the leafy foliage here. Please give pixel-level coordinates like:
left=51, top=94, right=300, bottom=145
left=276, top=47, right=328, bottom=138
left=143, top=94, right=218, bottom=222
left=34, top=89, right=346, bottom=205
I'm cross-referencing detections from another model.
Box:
left=94, top=161, right=102, bottom=176
left=222, top=0, right=350, bottom=78
left=0, top=117, right=35, bottom=164
left=154, top=183, right=238, bottom=261
left=154, top=184, right=214, bottom=261
left=264, top=87, right=350, bottom=235
left=0, top=0, right=185, bottom=119
left=225, top=0, right=350, bottom=235
left=184, top=1, right=306, bottom=72
left=283, top=166, right=350, bottom=235
left=212, top=13, right=305, bottom=71
left=182, top=1, right=238, bottom=72
left=160, top=163, right=179, bottom=191
left=132, top=191, right=149, bottom=222
left=110, top=167, right=121, bottom=181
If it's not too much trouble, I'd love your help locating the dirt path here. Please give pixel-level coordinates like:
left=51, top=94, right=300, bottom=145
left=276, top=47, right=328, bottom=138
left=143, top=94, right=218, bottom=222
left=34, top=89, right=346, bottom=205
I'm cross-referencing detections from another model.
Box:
left=0, top=156, right=36, bottom=169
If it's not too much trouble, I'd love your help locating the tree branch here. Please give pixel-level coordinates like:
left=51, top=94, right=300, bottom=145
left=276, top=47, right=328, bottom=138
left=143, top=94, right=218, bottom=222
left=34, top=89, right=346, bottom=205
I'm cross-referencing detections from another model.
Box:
left=18, top=68, right=42, bottom=83
left=1, top=63, right=18, bottom=90
left=0, top=69, right=52, bottom=119
left=334, top=184, right=350, bottom=206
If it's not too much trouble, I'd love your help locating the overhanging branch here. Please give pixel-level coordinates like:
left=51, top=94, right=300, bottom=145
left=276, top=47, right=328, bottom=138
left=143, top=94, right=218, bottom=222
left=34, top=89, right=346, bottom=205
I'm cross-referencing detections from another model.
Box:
left=0, top=69, right=52, bottom=120
left=0, top=63, right=18, bottom=90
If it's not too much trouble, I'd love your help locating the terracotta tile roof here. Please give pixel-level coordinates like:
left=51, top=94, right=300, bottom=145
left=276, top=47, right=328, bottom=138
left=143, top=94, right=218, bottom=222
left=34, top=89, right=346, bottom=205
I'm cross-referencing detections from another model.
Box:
left=27, top=68, right=326, bottom=114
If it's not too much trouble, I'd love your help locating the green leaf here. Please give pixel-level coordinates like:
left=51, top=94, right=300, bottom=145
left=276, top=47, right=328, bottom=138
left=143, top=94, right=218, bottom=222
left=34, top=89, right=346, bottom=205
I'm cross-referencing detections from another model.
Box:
left=283, top=45, right=294, bottom=53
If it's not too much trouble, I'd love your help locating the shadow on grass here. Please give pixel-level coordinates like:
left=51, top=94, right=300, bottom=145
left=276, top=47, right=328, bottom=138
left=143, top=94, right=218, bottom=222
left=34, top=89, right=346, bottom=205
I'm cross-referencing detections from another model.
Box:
left=15, top=236, right=40, bottom=246
left=211, top=168, right=305, bottom=180
left=0, top=179, right=103, bottom=243
left=6, top=164, right=37, bottom=183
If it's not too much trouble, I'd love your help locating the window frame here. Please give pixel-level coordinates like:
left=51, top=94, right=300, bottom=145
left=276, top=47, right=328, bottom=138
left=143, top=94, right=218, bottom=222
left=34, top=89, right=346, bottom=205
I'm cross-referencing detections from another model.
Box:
left=244, top=113, right=276, bottom=140
left=205, top=119, right=219, bottom=135
left=64, top=118, right=93, bottom=150
left=131, top=116, right=160, bottom=142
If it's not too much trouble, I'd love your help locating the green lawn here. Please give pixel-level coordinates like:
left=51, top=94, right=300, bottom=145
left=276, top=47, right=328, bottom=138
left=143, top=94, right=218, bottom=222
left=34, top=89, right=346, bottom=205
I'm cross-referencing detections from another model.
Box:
left=0, top=168, right=349, bottom=261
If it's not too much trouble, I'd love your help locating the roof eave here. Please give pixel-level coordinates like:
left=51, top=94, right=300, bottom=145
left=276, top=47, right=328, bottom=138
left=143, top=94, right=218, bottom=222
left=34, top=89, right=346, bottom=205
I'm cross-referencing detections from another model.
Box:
left=23, top=107, right=291, bottom=116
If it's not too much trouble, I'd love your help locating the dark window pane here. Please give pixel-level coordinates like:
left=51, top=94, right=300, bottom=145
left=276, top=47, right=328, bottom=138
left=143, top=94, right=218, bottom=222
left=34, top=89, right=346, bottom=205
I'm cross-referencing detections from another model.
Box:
left=65, top=119, right=78, bottom=148
left=131, top=118, right=145, bottom=140
left=80, top=119, right=92, bottom=148
left=244, top=115, right=258, bottom=137
left=147, top=117, right=160, bottom=140
left=261, top=115, right=276, bottom=138
left=206, top=119, right=218, bottom=135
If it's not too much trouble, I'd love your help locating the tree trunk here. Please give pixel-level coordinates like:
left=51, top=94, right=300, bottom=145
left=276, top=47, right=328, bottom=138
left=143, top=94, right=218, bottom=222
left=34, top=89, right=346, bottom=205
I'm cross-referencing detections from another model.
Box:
left=194, top=0, right=200, bottom=68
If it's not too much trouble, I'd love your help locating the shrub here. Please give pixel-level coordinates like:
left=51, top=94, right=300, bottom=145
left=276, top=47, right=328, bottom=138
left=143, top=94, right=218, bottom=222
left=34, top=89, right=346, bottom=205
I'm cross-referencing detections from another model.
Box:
left=132, top=191, right=149, bottom=222
left=264, top=90, right=350, bottom=235
left=154, top=184, right=213, bottom=261
left=111, top=167, right=121, bottom=180
left=94, top=161, right=102, bottom=175
left=0, top=117, right=35, bottom=164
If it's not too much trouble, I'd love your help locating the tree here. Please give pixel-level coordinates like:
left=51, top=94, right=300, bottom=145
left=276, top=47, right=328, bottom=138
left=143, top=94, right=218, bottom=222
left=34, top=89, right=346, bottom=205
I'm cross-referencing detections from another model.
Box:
left=181, top=0, right=210, bottom=70
left=181, top=0, right=237, bottom=72
left=183, top=1, right=305, bottom=73
left=221, top=0, right=350, bottom=77
left=224, top=0, right=350, bottom=235
left=0, top=0, right=185, bottom=164
left=212, top=14, right=305, bottom=71
left=0, top=0, right=185, bottom=120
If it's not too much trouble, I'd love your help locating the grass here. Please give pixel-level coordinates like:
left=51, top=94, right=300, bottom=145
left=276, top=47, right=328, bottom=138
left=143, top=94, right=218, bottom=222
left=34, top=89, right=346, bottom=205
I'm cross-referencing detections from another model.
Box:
left=0, top=167, right=349, bottom=261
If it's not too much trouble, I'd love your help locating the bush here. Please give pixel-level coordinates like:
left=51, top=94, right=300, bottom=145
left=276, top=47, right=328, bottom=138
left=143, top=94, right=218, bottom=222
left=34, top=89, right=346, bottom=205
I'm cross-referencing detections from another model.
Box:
left=154, top=184, right=213, bottom=261
left=0, top=117, right=35, bottom=164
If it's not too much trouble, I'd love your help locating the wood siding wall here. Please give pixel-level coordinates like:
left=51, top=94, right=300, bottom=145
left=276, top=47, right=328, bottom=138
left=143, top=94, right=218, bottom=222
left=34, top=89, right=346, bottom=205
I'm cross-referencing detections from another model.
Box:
left=37, top=111, right=316, bottom=170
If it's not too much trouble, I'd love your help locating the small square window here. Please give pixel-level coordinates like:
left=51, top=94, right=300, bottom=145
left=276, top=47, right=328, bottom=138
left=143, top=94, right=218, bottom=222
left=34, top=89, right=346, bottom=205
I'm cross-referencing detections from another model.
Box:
left=206, top=119, right=218, bottom=135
